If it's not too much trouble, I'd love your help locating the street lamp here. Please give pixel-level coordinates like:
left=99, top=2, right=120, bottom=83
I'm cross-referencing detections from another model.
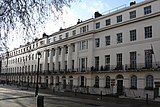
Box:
left=6, top=51, right=9, bottom=84
left=35, top=51, right=41, bottom=97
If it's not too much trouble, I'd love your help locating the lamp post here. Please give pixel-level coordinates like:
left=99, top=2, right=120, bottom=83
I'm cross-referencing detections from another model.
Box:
left=35, top=51, right=41, bottom=97
left=6, top=51, right=9, bottom=85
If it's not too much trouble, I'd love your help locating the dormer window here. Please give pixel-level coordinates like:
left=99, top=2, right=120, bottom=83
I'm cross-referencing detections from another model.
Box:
left=59, top=35, right=62, bottom=40
left=117, top=15, right=122, bottom=23
left=40, top=41, right=44, bottom=45
left=95, top=22, right=100, bottom=29
left=72, top=30, right=76, bottom=36
left=53, top=37, right=56, bottom=42
left=65, top=33, right=69, bottom=38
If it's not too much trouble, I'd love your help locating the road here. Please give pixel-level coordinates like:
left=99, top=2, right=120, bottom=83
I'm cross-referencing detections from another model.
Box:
left=0, top=85, right=160, bottom=107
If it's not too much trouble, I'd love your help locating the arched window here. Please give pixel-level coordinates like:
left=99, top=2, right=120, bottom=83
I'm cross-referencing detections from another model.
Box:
left=94, top=76, right=99, bottom=88
left=105, top=76, right=110, bottom=88
left=130, top=75, right=137, bottom=89
left=146, top=75, right=153, bottom=90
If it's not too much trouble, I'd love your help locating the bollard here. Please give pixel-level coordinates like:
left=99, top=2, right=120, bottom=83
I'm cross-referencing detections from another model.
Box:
left=146, top=94, right=148, bottom=105
left=100, top=91, right=102, bottom=100
left=37, top=95, right=44, bottom=107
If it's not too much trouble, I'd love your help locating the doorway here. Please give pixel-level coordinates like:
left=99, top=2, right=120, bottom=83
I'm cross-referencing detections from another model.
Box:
left=117, top=80, right=123, bottom=95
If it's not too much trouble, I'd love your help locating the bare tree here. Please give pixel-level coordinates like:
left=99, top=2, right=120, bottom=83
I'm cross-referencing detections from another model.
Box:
left=0, top=0, right=75, bottom=51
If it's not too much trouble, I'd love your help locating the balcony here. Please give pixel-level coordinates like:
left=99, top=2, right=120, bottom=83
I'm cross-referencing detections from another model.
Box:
left=3, top=62, right=160, bottom=76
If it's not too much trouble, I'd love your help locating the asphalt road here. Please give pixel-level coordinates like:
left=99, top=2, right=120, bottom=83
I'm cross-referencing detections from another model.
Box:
left=0, top=85, right=160, bottom=107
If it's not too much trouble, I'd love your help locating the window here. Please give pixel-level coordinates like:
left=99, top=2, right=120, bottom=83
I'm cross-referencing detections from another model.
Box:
left=95, top=38, right=100, bottom=48
left=28, top=55, right=31, bottom=60
left=130, top=30, right=136, bottom=41
left=48, top=39, right=51, bottom=43
left=105, top=76, right=110, bottom=88
left=94, top=76, right=99, bottom=88
left=65, top=46, right=68, bottom=54
left=80, top=40, right=88, bottom=50
left=64, top=61, right=67, bottom=71
left=40, top=41, right=44, bottom=45
left=105, top=36, right=110, bottom=46
left=72, top=30, right=76, bottom=36
left=129, top=10, right=136, bottom=19
left=52, top=63, right=55, bottom=71
left=31, top=65, right=34, bottom=72
left=130, top=52, right=137, bottom=69
left=95, top=22, right=100, bottom=29
left=145, top=26, right=152, bottom=38
left=47, top=63, right=49, bottom=71
left=59, top=35, right=62, bottom=40
left=58, top=62, right=61, bottom=71
left=26, top=56, right=27, bottom=61
left=117, top=15, right=122, bottom=23
left=116, top=53, right=122, bottom=70
left=82, top=41, right=86, bottom=50
left=72, top=60, right=74, bottom=70
left=53, top=37, right=56, bottom=42
left=144, top=5, right=151, bottom=15
left=65, top=32, right=69, bottom=38
left=117, top=33, right=123, bottom=44
left=146, top=75, right=153, bottom=90
left=58, top=47, right=61, bottom=55
left=95, top=57, right=99, bottom=70
left=80, top=26, right=88, bottom=33
left=145, top=50, right=153, bottom=68
left=80, top=76, right=85, bottom=87
left=106, top=19, right=111, bottom=26
left=36, top=43, right=38, bottom=47
left=81, top=58, right=85, bottom=71
left=131, top=75, right=137, bottom=89
left=105, top=55, right=110, bottom=71
left=47, top=50, right=50, bottom=57
left=71, top=43, right=75, bottom=52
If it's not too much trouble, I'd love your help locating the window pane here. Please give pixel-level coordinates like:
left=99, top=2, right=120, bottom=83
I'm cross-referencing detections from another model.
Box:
left=105, top=36, right=110, bottom=46
left=145, top=26, right=152, bottom=38
left=117, top=15, right=122, bottom=23
left=130, top=30, right=136, bottom=41
left=117, top=33, right=123, bottom=43
left=144, top=6, right=151, bottom=15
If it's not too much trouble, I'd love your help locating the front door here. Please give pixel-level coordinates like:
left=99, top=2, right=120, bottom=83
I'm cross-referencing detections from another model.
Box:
left=70, top=80, right=73, bottom=89
left=63, top=80, right=66, bottom=89
left=117, top=80, right=123, bottom=95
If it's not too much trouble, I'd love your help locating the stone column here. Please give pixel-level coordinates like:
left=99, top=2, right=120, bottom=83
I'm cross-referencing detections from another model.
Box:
left=67, top=44, right=72, bottom=70
left=88, top=38, right=94, bottom=68
left=43, top=50, right=48, bottom=72
left=54, top=47, right=59, bottom=71
left=49, top=49, right=53, bottom=71
left=61, top=46, right=65, bottom=70
left=74, top=42, right=79, bottom=71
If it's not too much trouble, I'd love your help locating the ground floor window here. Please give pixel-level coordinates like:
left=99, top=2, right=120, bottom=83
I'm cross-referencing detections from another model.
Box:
left=130, top=75, right=137, bottom=89
left=145, top=75, right=154, bottom=90
left=94, top=76, right=99, bottom=88
left=105, top=76, right=110, bottom=88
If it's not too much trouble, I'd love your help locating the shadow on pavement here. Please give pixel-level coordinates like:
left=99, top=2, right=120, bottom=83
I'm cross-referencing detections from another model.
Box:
left=0, top=95, right=34, bottom=101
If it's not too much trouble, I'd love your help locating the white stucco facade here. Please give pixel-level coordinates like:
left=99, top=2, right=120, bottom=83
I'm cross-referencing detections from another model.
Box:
left=1, top=0, right=160, bottom=99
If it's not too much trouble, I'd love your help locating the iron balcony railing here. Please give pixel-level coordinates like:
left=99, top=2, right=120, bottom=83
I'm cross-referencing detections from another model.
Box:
left=4, top=62, right=160, bottom=75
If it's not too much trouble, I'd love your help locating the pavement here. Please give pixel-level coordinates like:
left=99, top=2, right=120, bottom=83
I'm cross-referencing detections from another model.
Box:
left=1, top=84, right=160, bottom=107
